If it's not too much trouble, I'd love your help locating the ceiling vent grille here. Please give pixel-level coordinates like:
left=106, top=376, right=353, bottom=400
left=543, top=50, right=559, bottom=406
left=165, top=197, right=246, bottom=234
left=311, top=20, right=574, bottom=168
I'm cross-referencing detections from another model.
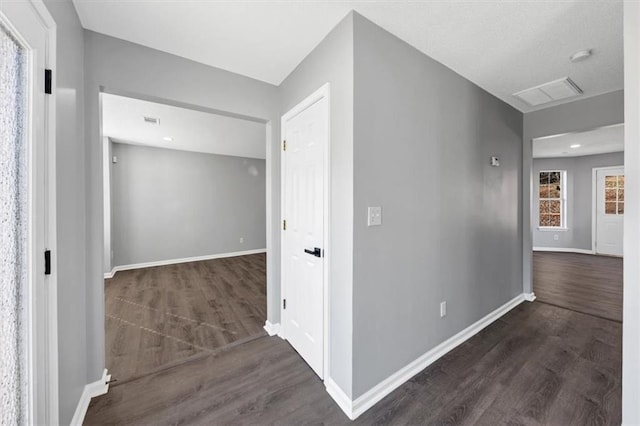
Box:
left=513, top=77, right=583, bottom=107
left=143, top=116, right=160, bottom=125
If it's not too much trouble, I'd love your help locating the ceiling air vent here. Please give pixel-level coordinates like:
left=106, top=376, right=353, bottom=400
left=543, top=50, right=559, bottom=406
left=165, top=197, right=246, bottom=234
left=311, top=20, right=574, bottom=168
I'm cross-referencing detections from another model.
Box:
left=513, top=77, right=583, bottom=107
left=143, top=116, right=160, bottom=125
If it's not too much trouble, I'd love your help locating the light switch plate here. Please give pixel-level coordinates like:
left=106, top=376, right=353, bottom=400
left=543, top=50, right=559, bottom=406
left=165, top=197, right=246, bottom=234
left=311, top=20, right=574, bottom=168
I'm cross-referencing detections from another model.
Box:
left=368, top=206, right=382, bottom=226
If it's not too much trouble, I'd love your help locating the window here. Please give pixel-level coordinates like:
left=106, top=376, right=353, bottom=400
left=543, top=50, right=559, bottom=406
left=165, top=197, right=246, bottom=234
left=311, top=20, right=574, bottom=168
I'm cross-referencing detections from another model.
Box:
left=539, top=171, right=565, bottom=228
left=605, top=175, right=624, bottom=215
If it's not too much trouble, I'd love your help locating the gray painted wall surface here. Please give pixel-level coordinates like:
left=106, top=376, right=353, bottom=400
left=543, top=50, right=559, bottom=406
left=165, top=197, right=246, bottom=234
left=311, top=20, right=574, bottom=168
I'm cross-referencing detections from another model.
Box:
left=84, top=31, right=280, bottom=382
left=111, top=143, right=266, bottom=267
left=522, top=90, right=624, bottom=293
left=533, top=152, right=624, bottom=250
left=279, top=12, right=355, bottom=397
left=42, top=1, right=87, bottom=423
left=352, top=14, right=523, bottom=398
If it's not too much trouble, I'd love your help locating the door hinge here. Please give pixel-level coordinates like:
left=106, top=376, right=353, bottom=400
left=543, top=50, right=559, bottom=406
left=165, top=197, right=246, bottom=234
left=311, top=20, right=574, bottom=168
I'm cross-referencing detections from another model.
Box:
left=44, top=250, right=51, bottom=275
left=283, top=140, right=286, bottom=151
left=283, top=219, right=286, bottom=231
left=283, top=299, right=286, bottom=310
left=44, top=69, right=52, bottom=94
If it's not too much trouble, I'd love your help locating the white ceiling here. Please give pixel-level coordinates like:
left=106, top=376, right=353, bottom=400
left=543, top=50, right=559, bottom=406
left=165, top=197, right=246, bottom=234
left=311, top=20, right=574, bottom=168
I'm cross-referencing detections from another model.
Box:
left=73, top=0, right=623, bottom=113
left=101, top=93, right=266, bottom=159
left=533, top=123, right=624, bottom=159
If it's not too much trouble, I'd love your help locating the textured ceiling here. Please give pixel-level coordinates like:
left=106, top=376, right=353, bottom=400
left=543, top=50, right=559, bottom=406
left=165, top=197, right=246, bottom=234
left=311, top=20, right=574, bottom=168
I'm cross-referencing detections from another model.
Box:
left=73, top=0, right=623, bottom=113
left=102, top=94, right=266, bottom=159
left=533, top=123, right=624, bottom=158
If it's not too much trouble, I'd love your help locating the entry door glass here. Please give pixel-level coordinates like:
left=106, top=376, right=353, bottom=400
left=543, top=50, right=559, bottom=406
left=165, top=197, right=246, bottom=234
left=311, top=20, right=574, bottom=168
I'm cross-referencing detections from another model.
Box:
left=0, top=21, right=28, bottom=425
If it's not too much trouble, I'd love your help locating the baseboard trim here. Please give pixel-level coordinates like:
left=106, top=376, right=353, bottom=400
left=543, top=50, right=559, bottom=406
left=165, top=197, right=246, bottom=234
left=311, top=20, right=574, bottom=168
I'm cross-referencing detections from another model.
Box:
left=325, top=378, right=355, bottom=420
left=104, top=249, right=267, bottom=278
left=533, top=246, right=594, bottom=255
left=263, top=320, right=281, bottom=337
left=524, top=292, right=537, bottom=302
left=70, top=369, right=111, bottom=425
left=327, top=293, right=526, bottom=420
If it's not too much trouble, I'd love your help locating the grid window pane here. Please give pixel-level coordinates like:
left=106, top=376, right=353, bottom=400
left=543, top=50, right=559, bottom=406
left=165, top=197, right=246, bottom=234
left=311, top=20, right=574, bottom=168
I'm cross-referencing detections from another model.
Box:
left=539, top=184, right=550, bottom=198
left=605, top=176, right=617, bottom=188
left=549, top=172, right=561, bottom=184
left=549, top=200, right=561, bottom=214
left=540, top=214, right=551, bottom=226
left=605, top=202, right=617, bottom=214
left=549, top=185, right=561, bottom=198
left=618, top=176, right=625, bottom=188
left=539, top=172, right=549, bottom=184
left=618, top=202, right=625, bottom=214
left=549, top=215, right=561, bottom=227
left=605, top=189, right=617, bottom=202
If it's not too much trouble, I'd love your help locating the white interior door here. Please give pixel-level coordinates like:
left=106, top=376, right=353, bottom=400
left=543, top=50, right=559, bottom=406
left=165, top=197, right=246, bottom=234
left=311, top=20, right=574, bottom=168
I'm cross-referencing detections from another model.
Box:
left=281, top=87, right=328, bottom=379
left=0, top=2, right=55, bottom=424
left=596, top=167, right=624, bottom=256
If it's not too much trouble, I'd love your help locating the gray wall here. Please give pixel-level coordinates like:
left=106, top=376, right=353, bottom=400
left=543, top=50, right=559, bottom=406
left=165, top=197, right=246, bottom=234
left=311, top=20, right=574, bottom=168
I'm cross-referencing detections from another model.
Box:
left=533, top=152, right=624, bottom=250
left=110, top=142, right=266, bottom=267
left=42, top=1, right=88, bottom=423
left=84, top=31, right=280, bottom=383
left=352, top=14, right=523, bottom=398
left=279, top=12, right=355, bottom=397
left=522, top=90, right=624, bottom=293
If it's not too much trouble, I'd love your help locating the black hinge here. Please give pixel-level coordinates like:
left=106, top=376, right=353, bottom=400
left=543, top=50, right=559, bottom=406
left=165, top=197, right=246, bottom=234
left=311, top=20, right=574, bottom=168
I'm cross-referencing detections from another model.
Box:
left=44, top=250, right=51, bottom=275
left=44, top=69, right=52, bottom=94
left=283, top=140, right=286, bottom=151
left=283, top=219, right=286, bottom=231
left=283, top=299, right=286, bottom=310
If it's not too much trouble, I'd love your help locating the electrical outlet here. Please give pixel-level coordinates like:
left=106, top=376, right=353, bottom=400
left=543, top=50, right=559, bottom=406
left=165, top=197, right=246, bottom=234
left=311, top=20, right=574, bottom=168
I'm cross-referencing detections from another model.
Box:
left=240, top=237, right=244, bottom=244
left=440, top=301, right=447, bottom=318
left=367, top=206, right=382, bottom=226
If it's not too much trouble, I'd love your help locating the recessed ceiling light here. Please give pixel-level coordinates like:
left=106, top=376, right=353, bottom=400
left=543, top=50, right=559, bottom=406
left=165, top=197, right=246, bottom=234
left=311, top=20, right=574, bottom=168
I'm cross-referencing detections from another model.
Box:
left=570, top=144, right=581, bottom=148
left=163, top=136, right=173, bottom=142
left=570, top=49, right=592, bottom=63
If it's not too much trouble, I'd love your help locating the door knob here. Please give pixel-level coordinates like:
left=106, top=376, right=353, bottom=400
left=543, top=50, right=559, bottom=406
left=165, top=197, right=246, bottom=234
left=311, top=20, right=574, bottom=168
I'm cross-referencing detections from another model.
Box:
left=304, top=247, right=322, bottom=258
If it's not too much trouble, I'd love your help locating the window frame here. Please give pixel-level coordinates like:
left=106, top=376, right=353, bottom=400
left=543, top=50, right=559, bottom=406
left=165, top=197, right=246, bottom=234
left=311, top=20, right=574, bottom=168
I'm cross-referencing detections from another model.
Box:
left=537, top=169, right=567, bottom=230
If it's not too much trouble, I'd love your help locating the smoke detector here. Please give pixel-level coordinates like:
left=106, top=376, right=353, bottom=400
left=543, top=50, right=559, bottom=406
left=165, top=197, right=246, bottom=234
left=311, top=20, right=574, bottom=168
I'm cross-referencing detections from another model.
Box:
left=570, top=49, right=592, bottom=63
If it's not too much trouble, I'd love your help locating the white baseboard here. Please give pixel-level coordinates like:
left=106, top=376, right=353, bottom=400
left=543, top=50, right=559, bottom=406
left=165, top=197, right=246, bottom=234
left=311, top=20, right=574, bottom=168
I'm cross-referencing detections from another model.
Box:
left=325, top=378, right=355, bottom=420
left=325, top=293, right=526, bottom=420
left=524, top=292, right=537, bottom=302
left=533, top=246, right=594, bottom=255
left=104, top=249, right=267, bottom=279
left=70, top=369, right=111, bottom=426
left=263, top=320, right=281, bottom=337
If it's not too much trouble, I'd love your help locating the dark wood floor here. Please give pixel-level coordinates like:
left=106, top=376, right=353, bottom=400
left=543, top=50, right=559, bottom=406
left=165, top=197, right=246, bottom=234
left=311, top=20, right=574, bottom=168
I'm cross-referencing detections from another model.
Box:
left=86, top=301, right=621, bottom=425
left=105, top=253, right=266, bottom=382
left=533, top=251, right=623, bottom=322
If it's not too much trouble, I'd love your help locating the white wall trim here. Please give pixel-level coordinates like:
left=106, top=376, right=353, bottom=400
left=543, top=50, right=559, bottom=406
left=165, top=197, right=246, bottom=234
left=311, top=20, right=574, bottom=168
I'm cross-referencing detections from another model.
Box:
left=532, top=246, right=595, bottom=255
left=325, top=377, right=355, bottom=420
left=623, top=2, right=640, bottom=423
left=70, top=369, right=111, bottom=426
left=524, top=292, right=537, bottom=302
left=104, top=249, right=266, bottom=279
left=326, top=293, right=526, bottom=420
left=263, top=321, right=281, bottom=337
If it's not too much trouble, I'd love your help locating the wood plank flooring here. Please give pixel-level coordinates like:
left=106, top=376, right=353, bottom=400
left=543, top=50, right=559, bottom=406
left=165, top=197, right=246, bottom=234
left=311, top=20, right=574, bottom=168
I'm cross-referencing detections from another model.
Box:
left=533, top=251, right=623, bottom=322
left=86, top=301, right=621, bottom=425
left=105, top=253, right=266, bottom=382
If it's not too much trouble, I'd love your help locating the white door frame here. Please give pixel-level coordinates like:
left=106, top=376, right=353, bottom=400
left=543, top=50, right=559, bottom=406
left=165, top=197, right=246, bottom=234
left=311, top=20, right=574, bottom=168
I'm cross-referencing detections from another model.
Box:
left=280, top=83, right=330, bottom=380
left=0, top=1, right=58, bottom=423
left=591, top=165, right=624, bottom=254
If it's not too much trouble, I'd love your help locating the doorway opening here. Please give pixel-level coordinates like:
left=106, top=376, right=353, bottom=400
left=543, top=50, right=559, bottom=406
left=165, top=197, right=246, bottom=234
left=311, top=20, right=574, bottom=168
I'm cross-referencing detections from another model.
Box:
left=530, top=123, right=624, bottom=322
left=100, top=92, right=270, bottom=382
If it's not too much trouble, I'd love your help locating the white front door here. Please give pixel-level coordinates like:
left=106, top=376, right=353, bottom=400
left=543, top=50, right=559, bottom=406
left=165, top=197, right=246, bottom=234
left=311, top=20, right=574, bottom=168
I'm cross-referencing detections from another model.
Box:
left=596, top=167, right=624, bottom=256
left=0, top=2, right=55, bottom=424
left=281, top=86, right=328, bottom=379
